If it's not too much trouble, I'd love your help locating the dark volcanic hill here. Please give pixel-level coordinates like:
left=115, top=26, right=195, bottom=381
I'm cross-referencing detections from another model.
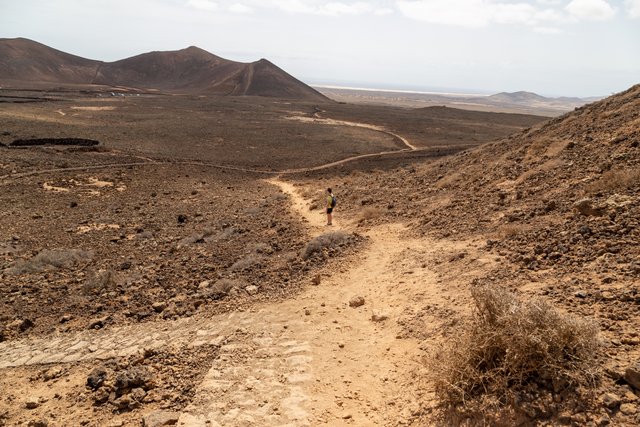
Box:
left=0, top=38, right=328, bottom=101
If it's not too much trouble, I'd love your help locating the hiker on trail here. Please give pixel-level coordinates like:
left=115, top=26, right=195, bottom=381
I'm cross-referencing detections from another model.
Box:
left=326, top=188, right=336, bottom=226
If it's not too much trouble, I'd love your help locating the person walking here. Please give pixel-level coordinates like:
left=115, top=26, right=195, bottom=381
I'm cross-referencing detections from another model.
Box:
left=326, top=188, right=336, bottom=225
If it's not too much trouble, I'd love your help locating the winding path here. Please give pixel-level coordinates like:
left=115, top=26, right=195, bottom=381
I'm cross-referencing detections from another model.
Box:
left=0, top=178, right=456, bottom=426
left=0, top=113, right=446, bottom=181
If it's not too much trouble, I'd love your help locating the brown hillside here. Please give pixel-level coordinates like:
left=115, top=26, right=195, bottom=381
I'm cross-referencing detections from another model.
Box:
left=0, top=37, right=99, bottom=84
left=0, top=38, right=328, bottom=101
left=330, top=84, right=639, bottom=423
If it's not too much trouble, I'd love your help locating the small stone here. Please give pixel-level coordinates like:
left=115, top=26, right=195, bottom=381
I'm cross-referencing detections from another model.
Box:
left=574, top=198, right=605, bottom=216
left=338, top=342, right=345, bottom=348
left=89, top=316, right=108, bottom=329
left=43, top=367, right=64, bottom=381
left=59, top=314, right=73, bottom=323
left=94, top=388, right=110, bottom=405
left=27, top=419, right=48, bottom=427
left=177, top=214, right=187, bottom=224
left=130, top=387, right=146, bottom=403
left=18, top=318, right=34, bottom=332
left=87, top=368, right=108, bottom=390
left=25, top=397, right=40, bottom=409
left=349, top=296, right=365, bottom=308
left=142, top=410, right=180, bottom=427
left=620, top=403, right=637, bottom=415
left=311, top=274, right=321, bottom=286
left=152, top=302, right=167, bottom=313
left=371, top=312, right=389, bottom=322
left=625, top=363, right=640, bottom=390
left=245, top=285, right=259, bottom=296
left=602, top=392, right=621, bottom=409
left=575, top=291, right=587, bottom=298
left=305, top=309, right=311, bottom=316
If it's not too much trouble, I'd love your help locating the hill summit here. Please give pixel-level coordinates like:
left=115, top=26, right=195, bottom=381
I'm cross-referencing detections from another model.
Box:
left=0, top=38, right=328, bottom=101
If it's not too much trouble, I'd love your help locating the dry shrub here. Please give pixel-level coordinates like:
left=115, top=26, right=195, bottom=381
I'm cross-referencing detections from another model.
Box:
left=83, top=269, right=118, bottom=295
left=6, top=248, right=93, bottom=274
left=357, top=206, right=384, bottom=223
left=429, top=286, right=599, bottom=417
left=586, top=167, right=640, bottom=194
left=230, top=253, right=264, bottom=271
left=200, top=278, right=245, bottom=300
left=300, top=231, right=351, bottom=259
left=176, top=228, right=214, bottom=249
left=496, top=224, right=530, bottom=239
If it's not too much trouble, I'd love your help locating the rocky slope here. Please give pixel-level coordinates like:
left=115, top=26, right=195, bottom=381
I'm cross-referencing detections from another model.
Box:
left=313, top=83, right=640, bottom=424
left=0, top=38, right=328, bottom=101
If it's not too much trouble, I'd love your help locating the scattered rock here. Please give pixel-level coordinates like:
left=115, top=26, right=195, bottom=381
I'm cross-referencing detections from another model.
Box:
left=620, top=403, right=637, bottom=415
left=27, top=419, right=48, bottom=427
left=15, top=318, right=35, bottom=332
left=574, top=198, right=606, bottom=216
left=89, top=316, right=109, bottom=329
left=349, top=296, right=365, bottom=308
left=625, top=363, right=640, bottom=390
left=43, top=366, right=64, bottom=381
left=142, top=410, right=180, bottom=427
left=87, top=368, right=108, bottom=390
left=25, top=397, right=40, bottom=409
left=152, top=302, right=167, bottom=313
left=602, top=392, right=621, bottom=409
left=371, top=312, right=389, bottom=322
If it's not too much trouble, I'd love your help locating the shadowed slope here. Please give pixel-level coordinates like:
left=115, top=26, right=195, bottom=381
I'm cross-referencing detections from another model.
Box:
left=0, top=38, right=328, bottom=101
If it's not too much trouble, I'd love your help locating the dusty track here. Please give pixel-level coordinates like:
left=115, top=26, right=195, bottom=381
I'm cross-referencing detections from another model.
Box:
left=0, top=176, right=472, bottom=425
left=0, top=114, right=426, bottom=181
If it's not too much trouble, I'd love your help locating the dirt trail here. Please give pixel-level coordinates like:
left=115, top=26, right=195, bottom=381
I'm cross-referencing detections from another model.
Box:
left=1, top=115, right=422, bottom=180
left=0, top=178, right=469, bottom=425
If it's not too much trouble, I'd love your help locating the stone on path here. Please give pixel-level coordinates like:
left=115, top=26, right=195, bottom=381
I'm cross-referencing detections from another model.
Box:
left=25, top=397, right=40, bottom=409
left=349, top=296, right=365, bottom=308
left=625, top=362, right=640, bottom=390
left=142, top=410, right=180, bottom=427
left=371, top=312, right=389, bottom=322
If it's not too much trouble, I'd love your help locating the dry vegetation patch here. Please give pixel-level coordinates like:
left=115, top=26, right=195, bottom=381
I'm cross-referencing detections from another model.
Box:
left=585, top=167, right=640, bottom=194
left=5, top=248, right=93, bottom=274
left=429, top=285, right=600, bottom=423
left=300, top=231, right=353, bottom=259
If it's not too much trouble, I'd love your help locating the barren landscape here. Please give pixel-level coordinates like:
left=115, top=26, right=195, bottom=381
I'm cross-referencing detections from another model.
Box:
left=1, top=39, right=639, bottom=427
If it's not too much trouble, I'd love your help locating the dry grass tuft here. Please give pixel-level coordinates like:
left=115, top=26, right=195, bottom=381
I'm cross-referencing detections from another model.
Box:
left=496, top=224, right=530, bottom=239
left=429, top=286, right=600, bottom=417
left=6, top=248, right=93, bottom=274
left=586, top=167, right=640, bottom=194
left=230, top=253, right=264, bottom=272
left=356, top=207, right=384, bottom=223
left=300, top=231, right=351, bottom=259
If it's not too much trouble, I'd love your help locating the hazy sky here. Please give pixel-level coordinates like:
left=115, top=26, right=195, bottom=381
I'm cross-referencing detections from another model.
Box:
left=1, top=0, right=639, bottom=96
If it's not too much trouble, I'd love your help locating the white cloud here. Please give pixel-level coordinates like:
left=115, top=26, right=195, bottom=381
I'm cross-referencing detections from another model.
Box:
left=187, top=0, right=218, bottom=11
left=270, top=0, right=384, bottom=16
left=565, top=0, right=616, bottom=21
left=374, top=7, right=394, bottom=16
left=626, top=0, right=640, bottom=18
left=534, top=26, right=563, bottom=33
left=395, top=0, right=558, bottom=28
left=229, top=3, right=254, bottom=13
